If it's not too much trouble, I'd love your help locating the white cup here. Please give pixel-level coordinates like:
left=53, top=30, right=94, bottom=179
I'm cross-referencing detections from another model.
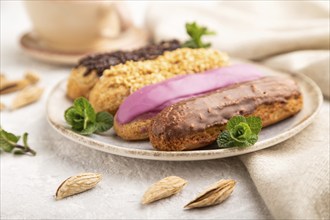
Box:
left=25, top=0, right=131, bottom=52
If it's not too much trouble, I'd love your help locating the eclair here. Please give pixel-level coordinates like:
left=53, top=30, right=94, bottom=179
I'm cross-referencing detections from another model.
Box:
left=149, top=76, right=302, bottom=151
left=113, top=64, right=303, bottom=151
left=66, top=40, right=181, bottom=100
left=89, top=48, right=229, bottom=114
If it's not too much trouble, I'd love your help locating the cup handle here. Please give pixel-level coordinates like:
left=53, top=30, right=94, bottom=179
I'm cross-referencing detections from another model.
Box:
left=112, top=2, right=133, bottom=31
left=99, top=2, right=132, bottom=38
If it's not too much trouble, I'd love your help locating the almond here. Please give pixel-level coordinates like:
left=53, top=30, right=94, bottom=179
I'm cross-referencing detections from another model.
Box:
left=0, top=72, right=39, bottom=94
left=142, top=176, right=188, bottom=204
left=184, top=179, right=236, bottom=209
left=11, top=86, right=43, bottom=109
left=55, top=173, right=102, bottom=200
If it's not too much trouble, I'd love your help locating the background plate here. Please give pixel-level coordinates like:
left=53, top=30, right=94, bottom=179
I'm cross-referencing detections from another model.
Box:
left=47, top=63, right=322, bottom=161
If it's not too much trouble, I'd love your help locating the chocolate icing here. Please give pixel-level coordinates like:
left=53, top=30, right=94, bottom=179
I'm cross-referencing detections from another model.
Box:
left=150, top=76, right=301, bottom=139
left=77, top=40, right=181, bottom=77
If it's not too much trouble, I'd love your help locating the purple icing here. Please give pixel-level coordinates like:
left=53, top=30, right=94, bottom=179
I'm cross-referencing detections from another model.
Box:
left=116, top=64, right=263, bottom=124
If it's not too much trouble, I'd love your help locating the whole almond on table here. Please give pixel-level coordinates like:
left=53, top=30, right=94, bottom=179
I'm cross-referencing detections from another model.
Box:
left=11, top=86, right=43, bottom=110
left=55, top=173, right=102, bottom=200
left=0, top=72, right=40, bottom=95
left=184, top=179, right=236, bottom=209
left=142, top=176, right=188, bottom=204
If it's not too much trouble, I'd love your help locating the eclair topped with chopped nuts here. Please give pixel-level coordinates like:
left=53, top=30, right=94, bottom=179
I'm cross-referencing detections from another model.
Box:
left=66, top=40, right=181, bottom=100
left=89, top=48, right=229, bottom=114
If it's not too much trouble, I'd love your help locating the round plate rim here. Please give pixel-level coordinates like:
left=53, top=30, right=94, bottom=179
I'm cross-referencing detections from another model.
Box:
left=46, top=72, right=323, bottom=161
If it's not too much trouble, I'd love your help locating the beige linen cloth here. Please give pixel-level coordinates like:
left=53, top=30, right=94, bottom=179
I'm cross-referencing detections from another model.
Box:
left=146, top=1, right=330, bottom=219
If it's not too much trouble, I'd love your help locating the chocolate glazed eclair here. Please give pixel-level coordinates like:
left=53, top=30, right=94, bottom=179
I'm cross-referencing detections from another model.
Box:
left=149, top=76, right=302, bottom=151
left=66, top=40, right=181, bottom=100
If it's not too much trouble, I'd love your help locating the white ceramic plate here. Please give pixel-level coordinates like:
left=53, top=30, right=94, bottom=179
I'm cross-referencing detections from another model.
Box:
left=47, top=64, right=323, bottom=161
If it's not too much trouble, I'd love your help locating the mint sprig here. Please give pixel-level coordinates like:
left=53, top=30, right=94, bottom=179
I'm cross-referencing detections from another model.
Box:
left=64, top=97, right=113, bottom=135
left=0, top=127, right=36, bottom=156
left=182, top=22, right=216, bottom=49
left=217, top=116, right=262, bottom=148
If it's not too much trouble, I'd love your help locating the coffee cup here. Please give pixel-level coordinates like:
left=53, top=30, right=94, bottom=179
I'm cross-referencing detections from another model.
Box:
left=24, top=0, right=131, bottom=52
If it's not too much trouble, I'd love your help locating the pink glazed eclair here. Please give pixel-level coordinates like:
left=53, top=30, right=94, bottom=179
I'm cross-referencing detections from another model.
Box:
left=114, top=64, right=302, bottom=148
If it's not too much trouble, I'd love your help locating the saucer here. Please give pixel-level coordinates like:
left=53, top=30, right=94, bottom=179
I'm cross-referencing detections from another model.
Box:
left=20, top=27, right=150, bottom=65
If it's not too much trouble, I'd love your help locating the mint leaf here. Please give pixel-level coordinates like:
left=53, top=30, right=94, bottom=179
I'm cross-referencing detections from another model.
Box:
left=73, top=97, right=96, bottom=130
left=95, top=112, right=113, bottom=133
left=64, top=97, right=113, bottom=135
left=217, top=130, right=236, bottom=148
left=247, top=134, right=258, bottom=145
left=74, top=97, right=96, bottom=123
left=65, top=106, right=84, bottom=131
left=182, top=22, right=216, bottom=48
left=64, top=107, right=77, bottom=125
left=73, top=98, right=86, bottom=116
left=0, top=128, right=36, bottom=156
left=22, top=132, right=28, bottom=148
left=230, top=122, right=252, bottom=142
left=22, top=133, right=36, bottom=155
left=226, top=115, right=246, bottom=130
left=246, top=116, right=262, bottom=134
left=83, top=102, right=96, bottom=124
left=0, top=128, right=19, bottom=152
left=217, top=116, right=262, bottom=148
left=0, top=138, right=15, bottom=152
left=73, top=97, right=96, bottom=121
left=0, top=128, right=20, bottom=144
left=71, top=120, right=84, bottom=132
left=80, top=123, right=97, bottom=135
